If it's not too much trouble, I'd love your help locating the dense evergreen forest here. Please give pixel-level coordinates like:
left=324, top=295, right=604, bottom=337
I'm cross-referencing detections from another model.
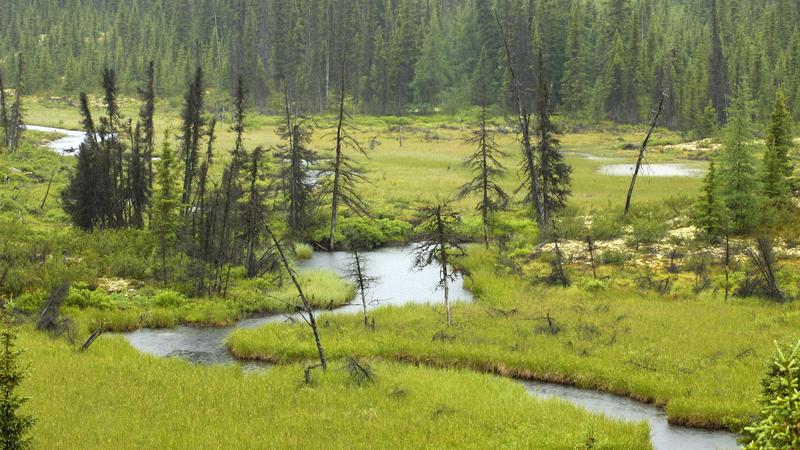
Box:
left=2, top=0, right=800, bottom=130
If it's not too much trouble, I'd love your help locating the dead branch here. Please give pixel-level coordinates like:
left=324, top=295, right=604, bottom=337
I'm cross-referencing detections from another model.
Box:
left=625, top=91, right=666, bottom=215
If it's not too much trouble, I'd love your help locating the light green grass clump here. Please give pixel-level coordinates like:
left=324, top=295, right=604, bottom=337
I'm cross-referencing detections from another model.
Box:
left=19, top=330, right=649, bottom=449
left=293, top=242, right=314, bottom=259
left=229, top=247, right=799, bottom=430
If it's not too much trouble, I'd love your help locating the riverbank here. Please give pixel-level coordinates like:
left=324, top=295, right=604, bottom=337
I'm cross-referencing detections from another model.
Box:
left=18, top=329, right=650, bottom=449
left=227, top=247, right=791, bottom=433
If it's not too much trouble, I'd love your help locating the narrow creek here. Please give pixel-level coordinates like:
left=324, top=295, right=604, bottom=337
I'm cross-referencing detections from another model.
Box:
left=122, top=246, right=737, bottom=450
left=27, top=125, right=85, bottom=154
left=35, top=126, right=739, bottom=449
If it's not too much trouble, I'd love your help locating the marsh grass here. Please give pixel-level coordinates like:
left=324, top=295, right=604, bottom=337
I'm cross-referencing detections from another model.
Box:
left=293, top=242, right=314, bottom=259
left=19, top=329, right=649, bottom=449
left=228, top=247, right=800, bottom=430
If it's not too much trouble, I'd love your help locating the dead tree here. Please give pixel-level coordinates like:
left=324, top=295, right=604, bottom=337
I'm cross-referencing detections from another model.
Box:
left=345, top=249, right=378, bottom=327
left=586, top=235, right=597, bottom=279
left=546, top=226, right=569, bottom=287
left=265, top=225, right=327, bottom=370
left=243, top=146, right=267, bottom=278
left=0, top=68, right=8, bottom=148
left=413, top=201, right=465, bottom=327
left=37, top=282, right=73, bottom=340
left=79, top=330, right=103, bottom=351
left=275, top=86, right=317, bottom=237
left=747, top=237, right=784, bottom=301
left=494, top=11, right=545, bottom=228
left=724, top=235, right=731, bottom=303
left=40, top=153, right=67, bottom=209
left=324, top=62, right=369, bottom=250
left=7, top=55, right=24, bottom=153
left=624, top=91, right=666, bottom=215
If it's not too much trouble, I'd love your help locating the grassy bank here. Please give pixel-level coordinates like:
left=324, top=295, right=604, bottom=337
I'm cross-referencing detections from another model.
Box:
left=18, top=329, right=649, bottom=449
left=12, top=268, right=355, bottom=334
left=228, top=247, right=798, bottom=430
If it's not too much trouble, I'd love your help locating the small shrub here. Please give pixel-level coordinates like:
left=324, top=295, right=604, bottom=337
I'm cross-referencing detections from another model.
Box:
left=741, top=341, right=800, bottom=448
left=150, top=290, right=188, bottom=308
left=65, top=288, right=121, bottom=310
left=582, top=278, right=607, bottom=291
left=599, top=250, right=629, bottom=265
left=628, top=215, right=668, bottom=247
left=12, top=291, right=47, bottom=313
left=586, top=212, right=624, bottom=240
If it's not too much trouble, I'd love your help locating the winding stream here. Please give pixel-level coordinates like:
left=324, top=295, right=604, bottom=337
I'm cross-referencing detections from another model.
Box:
left=121, top=246, right=737, bottom=450
left=27, top=125, right=85, bottom=154
left=124, top=247, right=472, bottom=367
left=32, top=127, right=738, bottom=449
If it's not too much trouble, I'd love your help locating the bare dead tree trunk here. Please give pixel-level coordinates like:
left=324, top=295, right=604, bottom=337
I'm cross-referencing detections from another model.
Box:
left=625, top=91, right=666, bottom=215
left=586, top=235, right=597, bottom=279
left=354, top=250, right=369, bottom=327
left=494, top=11, right=545, bottom=228
left=0, top=69, right=8, bottom=147
left=748, top=237, right=784, bottom=301
left=441, top=247, right=451, bottom=327
left=266, top=226, right=327, bottom=370
left=40, top=154, right=64, bottom=209
left=724, top=235, right=730, bottom=303
left=329, top=64, right=346, bottom=250
left=437, top=207, right=452, bottom=327
left=481, top=130, right=490, bottom=247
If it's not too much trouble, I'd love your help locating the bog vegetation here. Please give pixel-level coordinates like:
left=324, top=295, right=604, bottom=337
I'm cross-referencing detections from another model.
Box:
left=1, top=0, right=800, bottom=448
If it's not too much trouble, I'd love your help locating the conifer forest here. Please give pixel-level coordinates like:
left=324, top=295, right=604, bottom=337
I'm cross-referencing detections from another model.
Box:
left=2, top=1, right=800, bottom=449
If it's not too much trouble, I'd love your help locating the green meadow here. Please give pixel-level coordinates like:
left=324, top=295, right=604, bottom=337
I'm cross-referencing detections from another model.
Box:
left=18, top=329, right=649, bottom=449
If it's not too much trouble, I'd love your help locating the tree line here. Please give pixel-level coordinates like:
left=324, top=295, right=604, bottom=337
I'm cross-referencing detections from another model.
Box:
left=2, top=0, right=800, bottom=131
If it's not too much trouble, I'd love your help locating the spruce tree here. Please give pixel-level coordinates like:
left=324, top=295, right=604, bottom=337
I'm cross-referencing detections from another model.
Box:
left=762, top=90, right=794, bottom=208
left=179, top=66, right=205, bottom=210
left=458, top=103, right=507, bottom=247
left=62, top=141, right=98, bottom=231
left=388, top=0, right=421, bottom=114
left=152, top=132, right=181, bottom=284
left=700, top=101, right=718, bottom=138
left=411, top=5, right=447, bottom=112
left=138, top=61, right=156, bottom=197
left=534, top=26, right=572, bottom=226
left=561, top=1, right=588, bottom=118
left=693, top=160, right=727, bottom=239
left=0, top=307, right=35, bottom=450
left=709, top=0, right=728, bottom=125
left=718, top=90, right=761, bottom=234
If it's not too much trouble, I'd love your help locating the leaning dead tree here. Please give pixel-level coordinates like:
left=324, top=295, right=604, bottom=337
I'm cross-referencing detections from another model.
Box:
left=494, top=11, right=545, bottom=229
left=37, top=282, right=73, bottom=341
left=265, top=225, right=327, bottom=370
left=624, top=91, right=666, bottom=215
left=747, top=237, right=784, bottom=301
